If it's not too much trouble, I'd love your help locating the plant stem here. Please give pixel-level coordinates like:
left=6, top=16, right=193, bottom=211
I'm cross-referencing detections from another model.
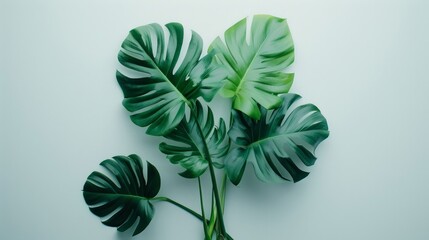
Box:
left=206, top=156, right=227, bottom=236
left=220, top=173, right=228, bottom=212
left=211, top=174, right=228, bottom=239
left=156, top=196, right=233, bottom=238
left=189, top=105, right=228, bottom=238
left=208, top=193, right=216, bottom=237
left=198, top=177, right=211, bottom=240
left=154, top=197, right=203, bottom=222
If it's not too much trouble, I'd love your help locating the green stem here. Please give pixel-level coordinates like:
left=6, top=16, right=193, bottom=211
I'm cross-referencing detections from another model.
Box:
left=155, top=196, right=233, bottom=239
left=189, top=105, right=228, bottom=238
left=213, top=174, right=228, bottom=239
left=198, top=177, right=211, bottom=240
left=220, top=173, right=228, bottom=212
left=154, top=197, right=203, bottom=222
left=208, top=193, right=217, bottom=236
left=207, top=157, right=227, bottom=236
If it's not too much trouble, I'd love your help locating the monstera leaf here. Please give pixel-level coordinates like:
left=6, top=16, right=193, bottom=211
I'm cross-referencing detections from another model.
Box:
left=117, top=22, right=226, bottom=136
left=159, top=100, right=229, bottom=178
left=83, top=154, right=161, bottom=236
left=225, top=94, right=329, bottom=185
left=209, top=14, right=294, bottom=120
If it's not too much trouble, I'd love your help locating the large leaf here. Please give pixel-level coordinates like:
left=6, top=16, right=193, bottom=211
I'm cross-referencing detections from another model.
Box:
left=117, top=22, right=226, bottom=136
left=83, top=154, right=161, bottom=236
left=159, top=100, right=229, bottom=178
left=225, top=94, right=329, bottom=185
left=209, top=14, right=294, bottom=120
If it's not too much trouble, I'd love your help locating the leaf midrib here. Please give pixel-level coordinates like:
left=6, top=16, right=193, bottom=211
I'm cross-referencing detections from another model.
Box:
left=180, top=121, right=207, bottom=162
left=126, top=34, right=191, bottom=105
left=147, top=54, right=191, bottom=106
left=83, top=191, right=149, bottom=201
left=234, top=24, right=276, bottom=95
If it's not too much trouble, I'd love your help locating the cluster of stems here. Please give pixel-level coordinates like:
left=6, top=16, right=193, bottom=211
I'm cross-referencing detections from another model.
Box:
left=155, top=102, right=233, bottom=240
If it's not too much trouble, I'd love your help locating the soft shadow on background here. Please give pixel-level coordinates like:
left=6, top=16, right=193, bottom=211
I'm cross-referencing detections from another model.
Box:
left=1, top=0, right=428, bottom=239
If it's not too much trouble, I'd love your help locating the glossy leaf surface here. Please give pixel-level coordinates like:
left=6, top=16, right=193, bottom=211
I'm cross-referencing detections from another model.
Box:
left=209, top=15, right=294, bottom=120
left=117, top=23, right=226, bottom=136
left=83, top=155, right=160, bottom=236
left=159, top=101, right=229, bottom=178
left=225, top=94, right=329, bottom=185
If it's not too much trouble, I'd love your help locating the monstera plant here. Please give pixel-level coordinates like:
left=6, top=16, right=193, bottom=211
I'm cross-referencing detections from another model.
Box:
left=82, top=14, right=329, bottom=239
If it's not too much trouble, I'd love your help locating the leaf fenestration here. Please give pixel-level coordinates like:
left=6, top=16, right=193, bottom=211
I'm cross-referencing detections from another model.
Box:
left=117, top=23, right=226, bottom=136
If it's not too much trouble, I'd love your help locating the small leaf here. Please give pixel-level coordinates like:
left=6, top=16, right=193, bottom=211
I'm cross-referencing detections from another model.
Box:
left=83, top=154, right=160, bottom=236
left=225, top=94, right=329, bottom=184
left=209, top=14, right=294, bottom=120
left=159, top=101, right=229, bottom=178
left=117, top=23, right=226, bottom=136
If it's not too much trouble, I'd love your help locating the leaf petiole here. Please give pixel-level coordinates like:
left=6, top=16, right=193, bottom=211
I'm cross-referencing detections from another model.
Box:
left=189, top=106, right=228, bottom=237
left=155, top=196, right=232, bottom=239
left=153, top=197, right=203, bottom=222
left=198, top=177, right=211, bottom=240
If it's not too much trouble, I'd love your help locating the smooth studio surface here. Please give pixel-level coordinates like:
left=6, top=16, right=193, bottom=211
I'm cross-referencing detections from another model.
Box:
left=1, top=0, right=428, bottom=239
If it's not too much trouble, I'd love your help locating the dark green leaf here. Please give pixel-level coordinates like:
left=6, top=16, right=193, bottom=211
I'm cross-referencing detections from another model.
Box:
left=159, top=101, right=229, bottom=178
left=209, top=14, right=294, bottom=120
left=117, top=23, right=226, bottom=136
left=83, top=154, right=160, bottom=236
left=225, top=94, right=329, bottom=184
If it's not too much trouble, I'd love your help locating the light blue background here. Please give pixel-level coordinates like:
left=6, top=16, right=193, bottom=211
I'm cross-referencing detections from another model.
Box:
left=1, top=0, right=428, bottom=239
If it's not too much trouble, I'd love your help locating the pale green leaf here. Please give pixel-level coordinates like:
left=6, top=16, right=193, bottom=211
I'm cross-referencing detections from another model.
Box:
left=209, top=15, right=294, bottom=120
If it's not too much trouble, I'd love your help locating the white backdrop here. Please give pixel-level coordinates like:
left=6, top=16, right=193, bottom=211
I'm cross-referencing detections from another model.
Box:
left=1, top=0, right=429, bottom=239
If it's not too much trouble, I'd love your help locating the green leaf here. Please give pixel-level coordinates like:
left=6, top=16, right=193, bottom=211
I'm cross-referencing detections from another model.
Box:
left=117, top=23, right=226, bottom=136
left=159, top=100, right=229, bottom=178
left=225, top=94, right=329, bottom=185
left=209, top=14, right=294, bottom=120
left=83, top=154, right=161, bottom=236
